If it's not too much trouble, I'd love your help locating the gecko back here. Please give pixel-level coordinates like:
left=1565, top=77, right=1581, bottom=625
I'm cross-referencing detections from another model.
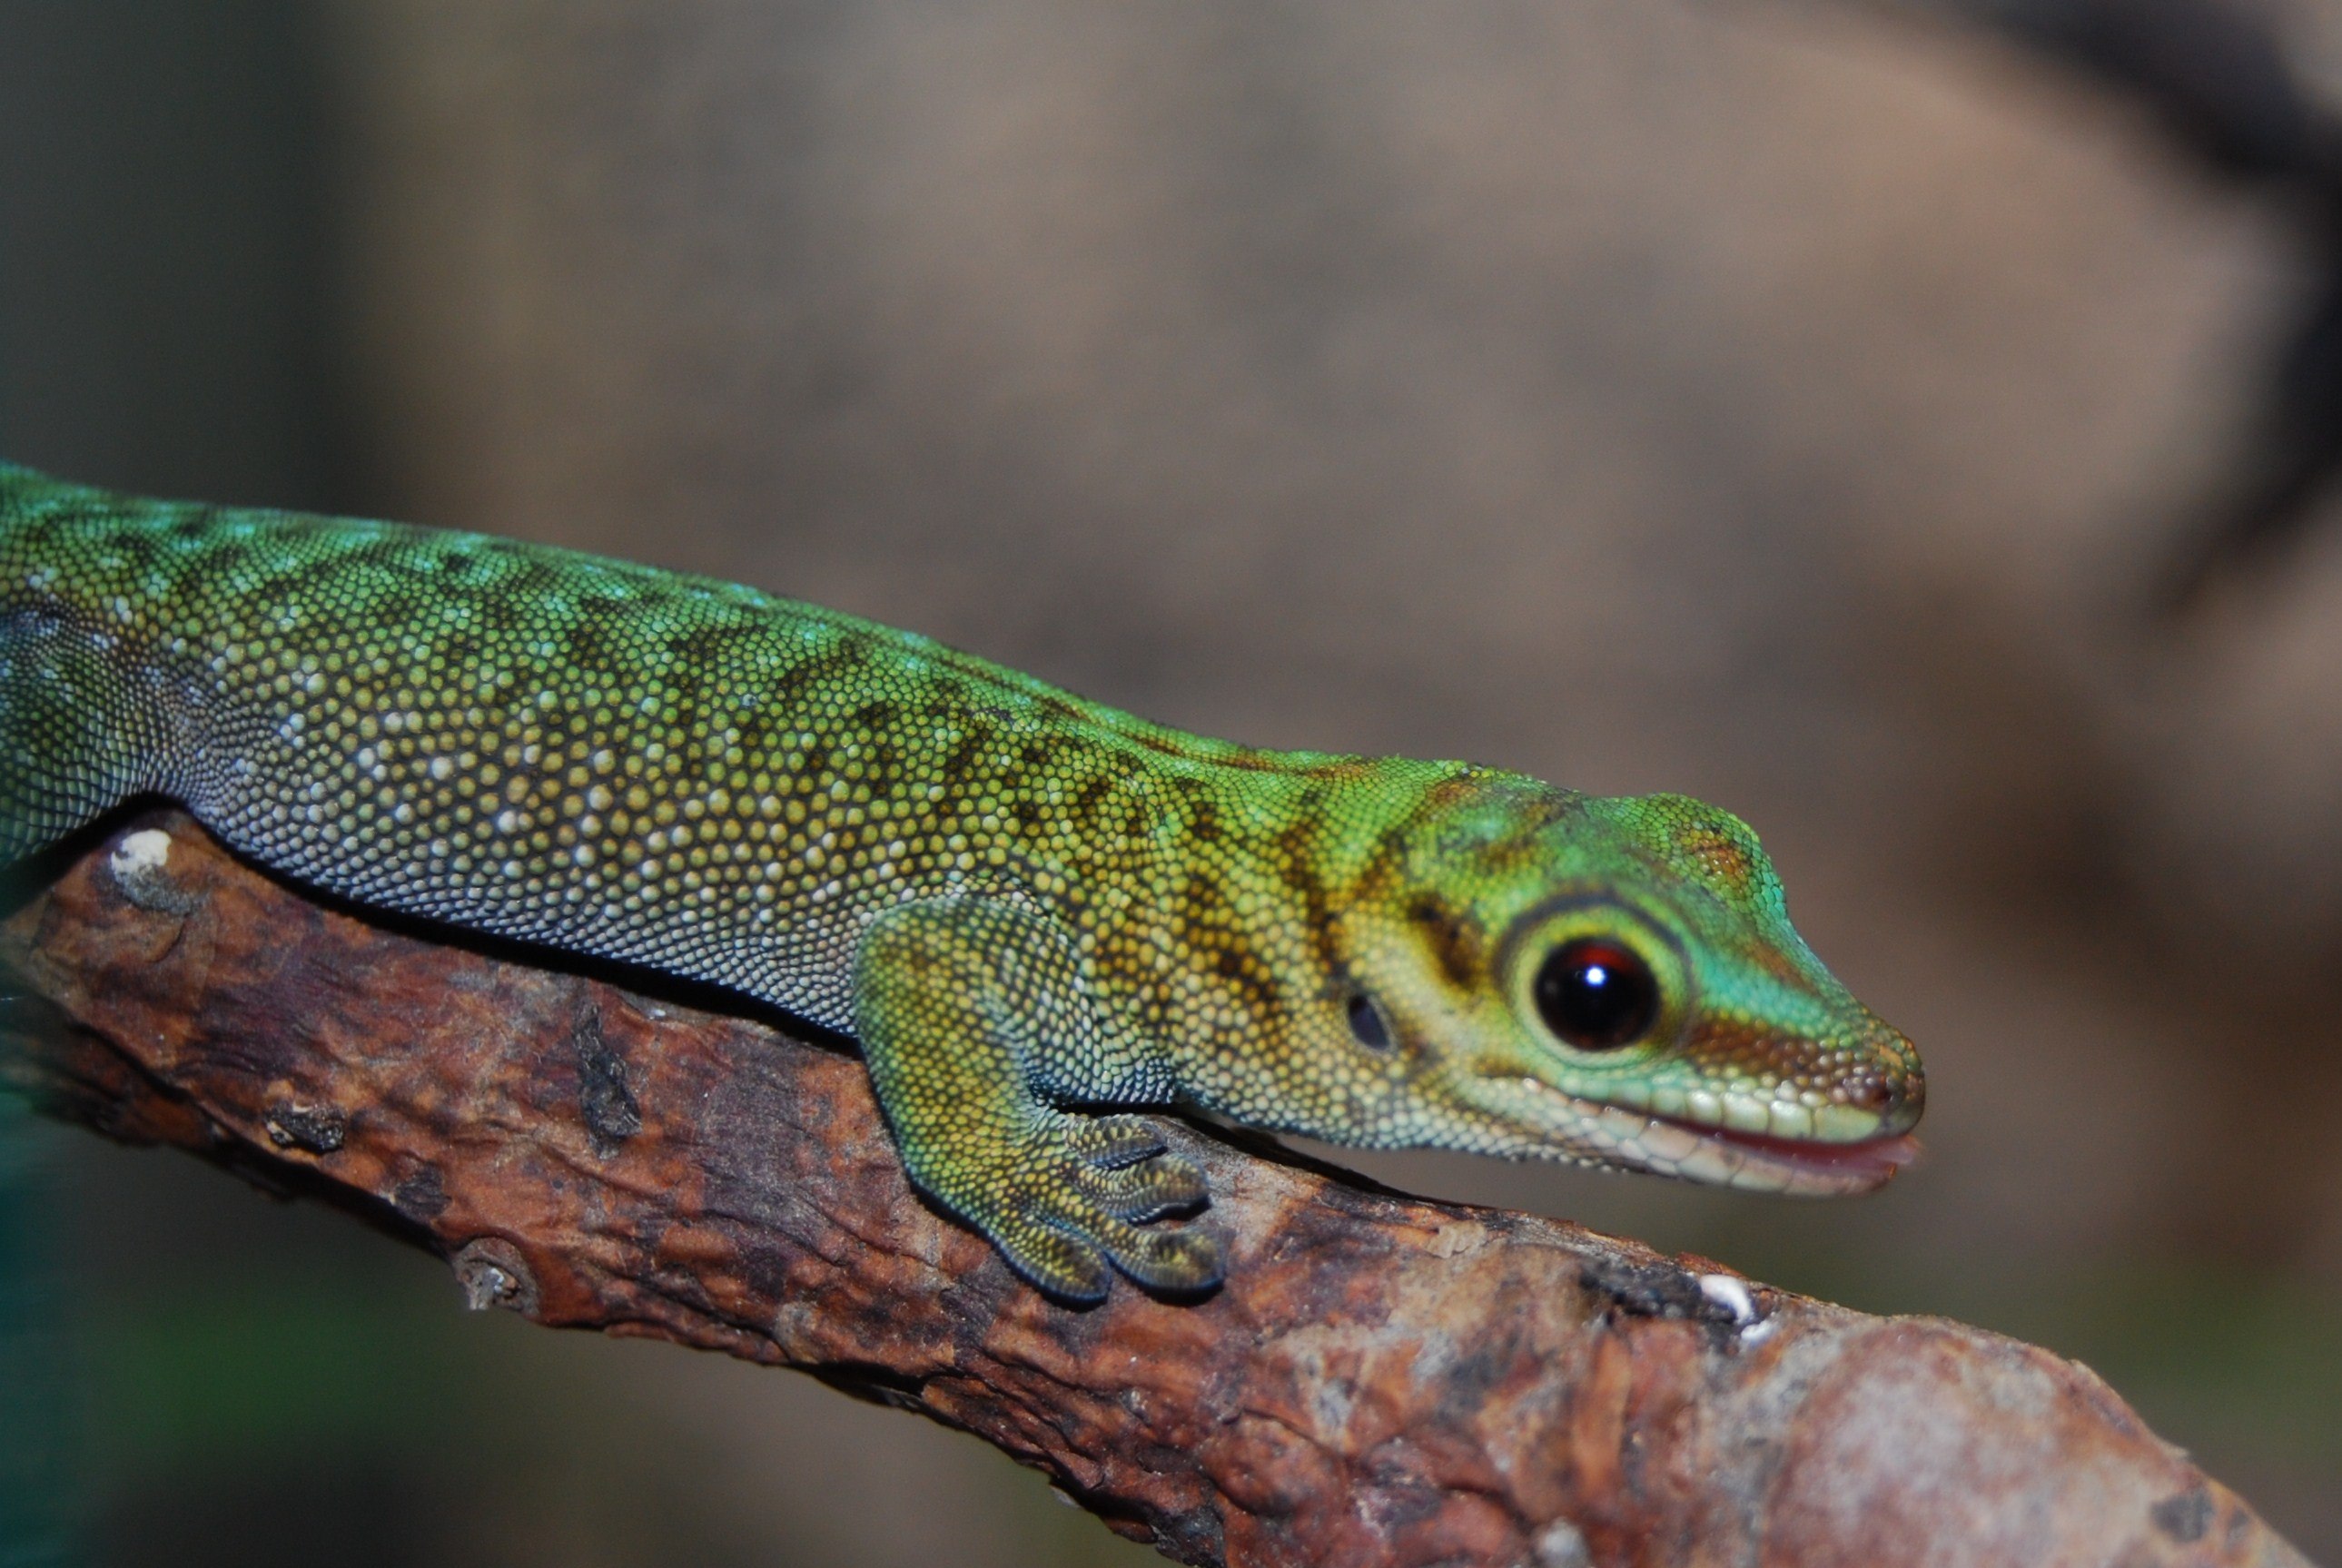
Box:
left=0, top=462, right=891, bottom=1017
left=0, top=461, right=1206, bottom=1030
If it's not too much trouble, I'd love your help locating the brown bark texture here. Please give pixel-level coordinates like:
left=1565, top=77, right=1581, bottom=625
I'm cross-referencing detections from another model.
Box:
left=0, top=808, right=2316, bottom=1568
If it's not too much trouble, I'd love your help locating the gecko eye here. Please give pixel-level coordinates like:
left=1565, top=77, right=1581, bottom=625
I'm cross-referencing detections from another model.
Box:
left=1533, top=938, right=1658, bottom=1050
left=1347, top=991, right=1395, bottom=1052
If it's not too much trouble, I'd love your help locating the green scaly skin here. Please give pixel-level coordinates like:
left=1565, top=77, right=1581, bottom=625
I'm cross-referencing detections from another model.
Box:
left=0, top=464, right=1923, bottom=1301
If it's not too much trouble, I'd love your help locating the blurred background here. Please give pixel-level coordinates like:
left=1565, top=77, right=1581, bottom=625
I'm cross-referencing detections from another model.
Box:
left=4, top=1, right=2341, bottom=1562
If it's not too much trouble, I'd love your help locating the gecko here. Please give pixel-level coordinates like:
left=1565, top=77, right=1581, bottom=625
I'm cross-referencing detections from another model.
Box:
left=0, top=462, right=1923, bottom=1301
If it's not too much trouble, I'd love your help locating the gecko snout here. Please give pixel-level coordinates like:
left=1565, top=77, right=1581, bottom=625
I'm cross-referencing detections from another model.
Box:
left=1841, top=1028, right=1925, bottom=1136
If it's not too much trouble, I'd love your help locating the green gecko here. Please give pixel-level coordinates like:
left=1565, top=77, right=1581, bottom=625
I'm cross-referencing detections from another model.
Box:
left=0, top=463, right=1922, bottom=1301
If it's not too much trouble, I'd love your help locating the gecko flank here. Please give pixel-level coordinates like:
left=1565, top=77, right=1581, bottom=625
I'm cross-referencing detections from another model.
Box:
left=0, top=464, right=1923, bottom=1300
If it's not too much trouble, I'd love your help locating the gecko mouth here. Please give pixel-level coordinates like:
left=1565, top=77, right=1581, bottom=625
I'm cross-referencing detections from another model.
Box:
left=1473, top=1073, right=1922, bottom=1196
left=1645, top=1110, right=1921, bottom=1194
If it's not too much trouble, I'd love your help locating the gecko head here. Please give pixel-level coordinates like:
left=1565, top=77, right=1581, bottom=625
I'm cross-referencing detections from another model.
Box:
left=1329, top=774, right=1924, bottom=1195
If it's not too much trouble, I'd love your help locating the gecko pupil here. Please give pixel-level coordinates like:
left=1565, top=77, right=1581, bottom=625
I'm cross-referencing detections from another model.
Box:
left=1534, top=939, right=1657, bottom=1050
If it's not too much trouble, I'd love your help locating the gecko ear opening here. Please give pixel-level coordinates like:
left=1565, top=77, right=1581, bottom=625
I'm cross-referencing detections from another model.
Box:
left=1346, top=991, right=1396, bottom=1052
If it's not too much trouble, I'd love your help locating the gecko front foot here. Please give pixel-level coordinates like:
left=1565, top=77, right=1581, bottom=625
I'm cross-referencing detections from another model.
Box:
left=984, top=1113, right=1222, bottom=1301
left=854, top=896, right=1223, bottom=1303
left=1065, top=1114, right=1210, bottom=1219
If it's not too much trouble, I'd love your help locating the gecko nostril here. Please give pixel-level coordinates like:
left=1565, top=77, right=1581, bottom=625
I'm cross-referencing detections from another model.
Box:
left=1847, top=1064, right=1925, bottom=1129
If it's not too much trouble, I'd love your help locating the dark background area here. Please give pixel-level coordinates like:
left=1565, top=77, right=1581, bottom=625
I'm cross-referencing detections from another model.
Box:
left=3, top=2, right=2339, bottom=1562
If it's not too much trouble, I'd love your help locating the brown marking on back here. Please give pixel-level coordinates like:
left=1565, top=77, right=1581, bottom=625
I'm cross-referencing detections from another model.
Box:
left=163, top=509, right=215, bottom=545
left=760, top=631, right=872, bottom=706
left=1676, top=826, right=1756, bottom=894
left=1183, top=873, right=1284, bottom=1023
left=1072, top=774, right=1115, bottom=832
left=940, top=725, right=987, bottom=785
left=1271, top=788, right=1346, bottom=993
left=1184, top=791, right=1222, bottom=845
left=102, top=528, right=162, bottom=578
left=1408, top=893, right=1483, bottom=990
left=1301, top=754, right=1376, bottom=783
left=1211, top=944, right=1285, bottom=1024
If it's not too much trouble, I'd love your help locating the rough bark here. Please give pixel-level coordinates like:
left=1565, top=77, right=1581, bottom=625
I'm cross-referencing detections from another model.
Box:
left=0, top=808, right=2315, bottom=1568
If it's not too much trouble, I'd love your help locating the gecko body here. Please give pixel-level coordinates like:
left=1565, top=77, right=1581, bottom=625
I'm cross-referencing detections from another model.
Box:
left=0, top=464, right=1922, bottom=1299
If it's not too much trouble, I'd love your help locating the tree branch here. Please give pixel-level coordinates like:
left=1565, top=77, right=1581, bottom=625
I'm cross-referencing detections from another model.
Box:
left=0, top=808, right=2313, bottom=1568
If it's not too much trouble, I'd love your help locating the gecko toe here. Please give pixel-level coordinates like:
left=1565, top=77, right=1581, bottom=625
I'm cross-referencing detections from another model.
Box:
left=1097, top=1219, right=1224, bottom=1296
left=991, top=1182, right=1218, bottom=1301
left=996, top=1220, right=1114, bottom=1303
left=1073, top=1149, right=1208, bottom=1222
left=984, top=1123, right=1220, bottom=1299
left=1064, top=1114, right=1169, bottom=1169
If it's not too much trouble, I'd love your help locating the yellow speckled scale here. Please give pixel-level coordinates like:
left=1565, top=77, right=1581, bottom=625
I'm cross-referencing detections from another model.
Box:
left=0, top=464, right=1922, bottom=1300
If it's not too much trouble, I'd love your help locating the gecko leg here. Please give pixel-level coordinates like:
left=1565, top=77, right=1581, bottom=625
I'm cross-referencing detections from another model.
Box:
left=852, top=895, right=1221, bottom=1302
left=0, top=614, right=166, bottom=864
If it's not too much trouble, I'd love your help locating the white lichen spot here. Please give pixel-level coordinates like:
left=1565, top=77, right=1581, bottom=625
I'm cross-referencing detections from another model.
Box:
left=1696, top=1273, right=1765, bottom=1341
left=110, top=829, right=173, bottom=880
left=1534, top=1518, right=1592, bottom=1568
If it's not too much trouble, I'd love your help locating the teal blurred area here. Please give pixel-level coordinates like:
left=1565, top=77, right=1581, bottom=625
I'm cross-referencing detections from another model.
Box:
left=3, top=3, right=2340, bottom=1563
left=45, top=1150, right=1136, bottom=1568
left=0, top=1099, right=79, bottom=1568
